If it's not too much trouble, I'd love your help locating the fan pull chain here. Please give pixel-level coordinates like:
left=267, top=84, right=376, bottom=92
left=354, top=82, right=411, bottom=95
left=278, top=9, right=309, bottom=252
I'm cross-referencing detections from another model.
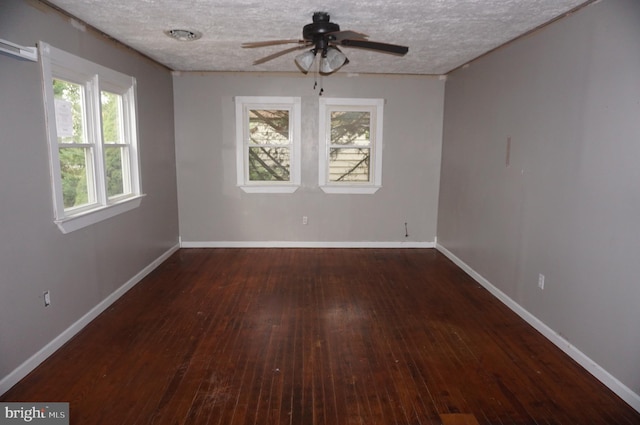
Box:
left=312, top=57, right=323, bottom=96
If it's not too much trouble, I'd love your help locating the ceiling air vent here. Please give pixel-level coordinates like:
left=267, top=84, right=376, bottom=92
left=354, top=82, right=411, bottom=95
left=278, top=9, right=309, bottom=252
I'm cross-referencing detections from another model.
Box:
left=164, top=29, right=202, bottom=42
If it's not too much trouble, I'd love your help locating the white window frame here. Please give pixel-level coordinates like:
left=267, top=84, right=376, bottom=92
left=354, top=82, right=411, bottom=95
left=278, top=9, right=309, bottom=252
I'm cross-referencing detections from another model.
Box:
left=234, top=96, right=301, bottom=193
left=39, top=42, right=143, bottom=234
left=318, top=97, right=384, bottom=194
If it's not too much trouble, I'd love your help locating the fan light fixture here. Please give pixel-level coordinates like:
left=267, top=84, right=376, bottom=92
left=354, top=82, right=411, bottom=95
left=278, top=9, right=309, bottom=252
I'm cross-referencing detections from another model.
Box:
left=294, top=50, right=317, bottom=73
left=295, top=47, right=348, bottom=75
left=321, top=47, right=348, bottom=73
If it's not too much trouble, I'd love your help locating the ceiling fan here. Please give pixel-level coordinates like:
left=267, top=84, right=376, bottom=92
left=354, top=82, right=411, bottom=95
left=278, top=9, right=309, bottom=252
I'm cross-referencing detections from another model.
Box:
left=242, top=12, right=409, bottom=75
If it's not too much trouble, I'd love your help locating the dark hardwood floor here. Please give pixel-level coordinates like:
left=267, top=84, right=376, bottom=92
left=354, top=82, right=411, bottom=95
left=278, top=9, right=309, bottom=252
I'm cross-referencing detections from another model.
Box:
left=2, top=249, right=639, bottom=424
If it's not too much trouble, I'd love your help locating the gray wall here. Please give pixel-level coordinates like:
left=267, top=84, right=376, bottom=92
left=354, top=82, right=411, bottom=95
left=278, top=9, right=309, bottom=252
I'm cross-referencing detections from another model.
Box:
left=174, top=72, right=444, bottom=245
left=438, top=0, right=640, bottom=398
left=0, top=0, right=179, bottom=388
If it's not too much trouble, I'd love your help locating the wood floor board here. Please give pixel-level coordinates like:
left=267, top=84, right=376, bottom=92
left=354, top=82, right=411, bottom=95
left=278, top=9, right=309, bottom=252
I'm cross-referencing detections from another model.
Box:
left=2, top=248, right=639, bottom=425
left=440, top=413, right=481, bottom=425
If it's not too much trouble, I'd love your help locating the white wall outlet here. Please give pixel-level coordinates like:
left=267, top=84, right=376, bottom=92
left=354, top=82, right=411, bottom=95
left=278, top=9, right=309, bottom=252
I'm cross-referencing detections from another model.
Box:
left=43, top=290, right=51, bottom=306
left=538, top=274, right=545, bottom=290
left=302, top=216, right=308, bottom=225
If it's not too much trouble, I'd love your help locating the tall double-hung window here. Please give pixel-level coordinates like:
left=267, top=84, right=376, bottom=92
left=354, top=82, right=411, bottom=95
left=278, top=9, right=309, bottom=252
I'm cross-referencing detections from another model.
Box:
left=318, top=98, right=384, bottom=194
left=235, top=96, right=301, bottom=193
left=39, top=42, right=142, bottom=233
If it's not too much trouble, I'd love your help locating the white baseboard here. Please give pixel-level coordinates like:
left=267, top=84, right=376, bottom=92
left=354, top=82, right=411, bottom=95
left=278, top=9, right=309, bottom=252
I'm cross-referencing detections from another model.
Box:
left=436, top=243, right=640, bottom=413
left=0, top=243, right=180, bottom=396
left=180, top=240, right=435, bottom=248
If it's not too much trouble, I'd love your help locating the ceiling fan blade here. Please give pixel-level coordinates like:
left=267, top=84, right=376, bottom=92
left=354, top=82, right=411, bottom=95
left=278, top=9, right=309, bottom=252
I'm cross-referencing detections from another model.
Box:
left=252, top=44, right=311, bottom=65
left=328, top=30, right=369, bottom=41
left=340, top=39, right=409, bottom=55
left=242, top=39, right=303, bottom=48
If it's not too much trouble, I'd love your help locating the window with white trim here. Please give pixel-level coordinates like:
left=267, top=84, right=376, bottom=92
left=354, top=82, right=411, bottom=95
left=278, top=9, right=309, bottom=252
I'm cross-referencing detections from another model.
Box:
left=39, top=42, right=142, bottom=233
left=235, top=96, right=301, bottom=193
left=318, top=98, right=384, bottom=194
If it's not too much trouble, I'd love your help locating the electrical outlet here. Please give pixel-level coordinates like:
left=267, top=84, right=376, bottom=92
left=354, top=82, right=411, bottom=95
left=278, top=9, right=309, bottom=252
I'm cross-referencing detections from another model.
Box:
left=538, top=274, right=545, bottom=290
left=43, top=290, right=51, bottom=307
left=302, top=216, right=308, bottom=225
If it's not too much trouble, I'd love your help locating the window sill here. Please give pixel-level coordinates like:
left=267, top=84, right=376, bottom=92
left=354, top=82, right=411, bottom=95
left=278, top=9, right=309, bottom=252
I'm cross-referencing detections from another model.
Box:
left=55, top=194, right=145, bottom=234
left=320, top=185, right=381, bottom=194
left=239, top=185, right=300, bottom=194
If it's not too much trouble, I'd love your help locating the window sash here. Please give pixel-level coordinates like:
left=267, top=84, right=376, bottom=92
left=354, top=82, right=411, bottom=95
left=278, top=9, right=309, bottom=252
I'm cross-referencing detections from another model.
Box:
left=328, top=147, right=371, bottom=182
left=247, top=146, right=291, bottom=182
left=58, top=146, right=97, bottom=212
left=53, top=79, right=88, bottom=145
left=244, top=107, right=292, bottom=183
left=101, top=90, right=125, bottom=145
left=104, top=144, right=132, bottom=199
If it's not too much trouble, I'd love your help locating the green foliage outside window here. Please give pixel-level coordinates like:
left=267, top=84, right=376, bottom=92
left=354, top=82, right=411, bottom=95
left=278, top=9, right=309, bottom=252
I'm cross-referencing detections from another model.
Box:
left=53, top=80, right=125, bottom=208
left=54, top=79, right=90, bottom=208
left=101, top=91, right=125, bottom=197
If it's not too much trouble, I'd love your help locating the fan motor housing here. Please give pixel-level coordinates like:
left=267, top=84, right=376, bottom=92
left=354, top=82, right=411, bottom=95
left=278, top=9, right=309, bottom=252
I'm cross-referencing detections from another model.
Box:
left=302, top=12, right=340, bottom=41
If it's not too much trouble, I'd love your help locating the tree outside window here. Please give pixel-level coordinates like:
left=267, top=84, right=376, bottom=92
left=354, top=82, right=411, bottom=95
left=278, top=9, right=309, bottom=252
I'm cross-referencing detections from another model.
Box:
left=235, top=97, right=301, bottom=193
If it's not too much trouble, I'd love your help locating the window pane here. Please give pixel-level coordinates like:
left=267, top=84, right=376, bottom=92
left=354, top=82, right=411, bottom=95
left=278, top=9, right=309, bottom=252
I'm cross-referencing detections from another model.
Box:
left=248, top=147, right=290, bottom=181
left=53, top=79, right=86, bottom=144
left=249, top=109, right=289, bottom=145
left=329, top=148, right=370, bottom=182
left=59, top=147, right=95, bottom=209
left=105, top=146, right=128, bottom=198
left=330, top=111, right=370, bottom=146
left=101, top=91, right=124, bottom=144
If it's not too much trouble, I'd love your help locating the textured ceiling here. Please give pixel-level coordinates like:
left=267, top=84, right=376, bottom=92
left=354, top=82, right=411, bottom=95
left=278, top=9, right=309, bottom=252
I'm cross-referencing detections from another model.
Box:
left=44, top=0, right=591, bottom=75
